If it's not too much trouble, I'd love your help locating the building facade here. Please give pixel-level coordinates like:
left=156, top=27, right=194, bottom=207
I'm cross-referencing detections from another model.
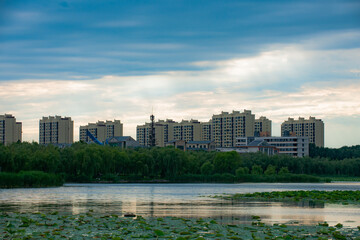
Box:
left=137, top=119, right=202, bottom=147
left=106, top=136, right=141, bottom=148
left=173, top=119, right=201, bottom=142
left=39, top=116, right=73, bottom=145
left=255, top=116, right=272, bottom=137
left=0, top=114, right=22, bottom=145
left=236, top=136, right=309, bottom=157
left=136, top=122, right=165, bottom=147
left=200, top=121, right=212, bottom=141
left=80, top=120, right=123, bottom=143
left=281, top=117, right=324, bottom=147
left=212, top=110, right=255, bottom=147
left=157, top=119, right=176, bottom=144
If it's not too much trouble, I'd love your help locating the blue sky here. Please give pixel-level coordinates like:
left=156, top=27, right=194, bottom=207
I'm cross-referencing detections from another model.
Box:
left=1, top=0, right=359, bottom=147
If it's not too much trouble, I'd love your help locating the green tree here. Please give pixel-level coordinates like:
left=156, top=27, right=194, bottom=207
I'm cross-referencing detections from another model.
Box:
left=279, top=167, right=290, bottom=174
left=213, top=151, right=241, bottom=174
left=251, top=164, right=263, bottom=175
left=235, top=167, right=249, bottom=176
left=264, top=165, right=276, bottom=175
left=201, top=161, right=214, bottom=175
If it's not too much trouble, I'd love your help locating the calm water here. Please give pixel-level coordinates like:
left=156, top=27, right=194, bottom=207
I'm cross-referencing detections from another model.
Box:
left=1, top=183, right=360, bottom=227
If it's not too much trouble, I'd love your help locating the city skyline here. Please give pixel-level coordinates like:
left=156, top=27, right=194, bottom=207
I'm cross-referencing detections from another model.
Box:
left=1, top=1, right=359, bottom=147
left=1, top=112, right=323, bottom=147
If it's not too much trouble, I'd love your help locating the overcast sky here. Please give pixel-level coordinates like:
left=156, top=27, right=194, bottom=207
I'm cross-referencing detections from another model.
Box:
left=1, top=0, right=359, bottom=147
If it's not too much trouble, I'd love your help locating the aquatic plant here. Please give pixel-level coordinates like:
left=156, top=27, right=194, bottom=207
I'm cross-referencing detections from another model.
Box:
left=220, top=190, right=360, bottom=205
left=1, top=212, right=359, bottom=239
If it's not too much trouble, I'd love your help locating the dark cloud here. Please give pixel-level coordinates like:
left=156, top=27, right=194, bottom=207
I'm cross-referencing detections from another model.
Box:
left=0, top=0, right=359, bottom=81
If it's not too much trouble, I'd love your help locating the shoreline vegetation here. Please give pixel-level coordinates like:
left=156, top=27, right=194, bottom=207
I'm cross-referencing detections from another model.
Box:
left=1, top=212, right=359, bottom=239
left=1, top=142, right=360, bottom=188
left=0, top=171, right=326, bottom=188
left=213, top=190, right=360, bottom=205
left=0, top=171, right=64, bottom=188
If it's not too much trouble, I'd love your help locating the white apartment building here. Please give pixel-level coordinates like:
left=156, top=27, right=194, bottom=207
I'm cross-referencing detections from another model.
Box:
left=39, top=116, right=73, bottom=145
left=0, top=114, right=22, bottom=145
left=212, top=110, right=255, bottom=147
left=80, top=120, right=123, bottom=143
left=281, top=117, right=324, bottom=147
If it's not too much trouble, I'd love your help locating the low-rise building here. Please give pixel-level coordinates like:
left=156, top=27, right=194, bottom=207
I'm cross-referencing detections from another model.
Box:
left=165, top=140, right=186, bottom=151
left=106, top=136, right=141, bottom=148
left=165, top=140, right=216, bottom=151
left=186, top=140, right=216, bottom=151
left=236, top=136, right=309, bottom=157
left=0, top=114, right=22, bottom=145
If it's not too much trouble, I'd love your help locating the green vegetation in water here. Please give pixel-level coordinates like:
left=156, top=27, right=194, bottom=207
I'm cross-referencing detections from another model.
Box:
left=323, top=176, right=360, bottom=182
left=1, top=212, right=359, bottom=239
left=218, top=190, right=360, bottom=205
left=0, top=171, right=64, bottom=188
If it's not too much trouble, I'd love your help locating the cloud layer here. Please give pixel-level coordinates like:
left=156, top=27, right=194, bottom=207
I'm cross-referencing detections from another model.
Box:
left=1, top=41, right=359, bottom=147
left=1, top=1, right=359, bottom=147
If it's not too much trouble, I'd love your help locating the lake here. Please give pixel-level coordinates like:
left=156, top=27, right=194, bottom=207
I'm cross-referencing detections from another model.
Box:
left=1, top=182, right=360, bottom=227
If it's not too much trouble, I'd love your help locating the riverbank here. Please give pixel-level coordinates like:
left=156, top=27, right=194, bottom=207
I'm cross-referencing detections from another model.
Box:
left=1, top=212, right=359, bottom=239
left=79, top=172, right=328, bottom=184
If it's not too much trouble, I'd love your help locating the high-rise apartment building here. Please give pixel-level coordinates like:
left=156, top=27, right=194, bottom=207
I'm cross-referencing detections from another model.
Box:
left=281, top=117, right=324, bottom=147
left=137, top=119, right=201, bottom=147
left=136, top=122, right=165, bottom=147
left=39, top=116, right=73, bottom=145
left=212, top=110, right=255, bottom=147
left=0, top=114, right=22, bottom=145
left=173, top=119, right=201, bottom=142
left=157, top=119, right=176, bottom=144
left=200, top=120, right=212, bottom=141
left=255, top=116, right=272, bottom=137
left=80, top=120, right=123, bottom=143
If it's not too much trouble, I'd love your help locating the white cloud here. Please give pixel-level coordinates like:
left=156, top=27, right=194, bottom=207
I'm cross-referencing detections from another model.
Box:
left=1, top=41, right=359, bottom=147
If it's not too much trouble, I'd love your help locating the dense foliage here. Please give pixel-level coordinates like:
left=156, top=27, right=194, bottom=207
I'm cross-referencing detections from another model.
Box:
left=0, top=142, right=359, bottom=183
left=0, top=171, right=64, bottom=188
left=310, top=143, right=360, bottom=160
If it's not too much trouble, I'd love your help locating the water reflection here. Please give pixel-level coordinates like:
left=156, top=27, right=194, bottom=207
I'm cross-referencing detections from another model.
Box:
left=1, top=183, right=360, bottom=227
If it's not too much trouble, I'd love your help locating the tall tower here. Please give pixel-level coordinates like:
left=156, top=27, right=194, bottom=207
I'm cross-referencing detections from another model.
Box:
left=149, top=114, right=156, bottom=147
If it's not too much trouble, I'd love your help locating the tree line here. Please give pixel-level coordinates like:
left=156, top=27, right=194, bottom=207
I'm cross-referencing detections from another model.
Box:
left=310, top=143, right=360, bottom=160
left=0, top=142, right=359, bottom=183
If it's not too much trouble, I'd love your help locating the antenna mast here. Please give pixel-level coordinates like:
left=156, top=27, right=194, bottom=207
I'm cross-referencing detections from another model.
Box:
left=149, top=113, right=156, bottom=147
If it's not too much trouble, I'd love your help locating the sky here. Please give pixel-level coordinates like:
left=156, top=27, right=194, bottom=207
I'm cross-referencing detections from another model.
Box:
left=0, top=0, right=359, bottom=148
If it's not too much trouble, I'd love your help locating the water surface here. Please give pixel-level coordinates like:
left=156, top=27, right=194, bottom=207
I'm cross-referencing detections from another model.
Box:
left=1, top=183, right=360, bottom=227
